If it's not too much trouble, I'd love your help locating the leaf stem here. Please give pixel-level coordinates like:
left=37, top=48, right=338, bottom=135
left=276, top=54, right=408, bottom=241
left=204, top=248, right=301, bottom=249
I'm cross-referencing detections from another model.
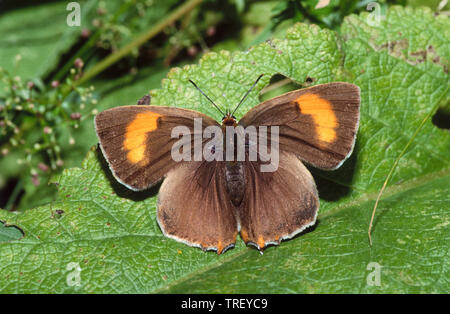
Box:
left=368, top=85, right=450, bottom=246
left=52, top=1, right=133, bottom=82
left=75, top=0, right=203, bottom=87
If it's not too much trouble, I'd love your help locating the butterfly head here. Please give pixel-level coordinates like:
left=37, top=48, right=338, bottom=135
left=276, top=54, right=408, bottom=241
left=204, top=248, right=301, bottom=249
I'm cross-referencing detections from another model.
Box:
left=189, top=74, right=263, bottom=127
left=221, top=113, right=237, bottom=126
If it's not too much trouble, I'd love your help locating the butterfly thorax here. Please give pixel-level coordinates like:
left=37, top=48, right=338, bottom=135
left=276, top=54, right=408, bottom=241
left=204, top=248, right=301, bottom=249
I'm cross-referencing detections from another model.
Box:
left=221, top=114, right=237, bottom=127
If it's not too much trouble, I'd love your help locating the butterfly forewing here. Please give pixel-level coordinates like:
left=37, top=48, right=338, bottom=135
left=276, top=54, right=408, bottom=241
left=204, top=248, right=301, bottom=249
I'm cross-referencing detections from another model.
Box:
left=239, top=82, right=360, bottom=169
left=95, top=105, right=218, bottom=190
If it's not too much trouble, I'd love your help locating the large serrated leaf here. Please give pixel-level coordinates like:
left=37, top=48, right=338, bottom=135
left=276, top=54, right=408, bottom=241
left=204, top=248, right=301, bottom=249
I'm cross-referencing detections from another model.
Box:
left=0, top=6, right=449, bottom=293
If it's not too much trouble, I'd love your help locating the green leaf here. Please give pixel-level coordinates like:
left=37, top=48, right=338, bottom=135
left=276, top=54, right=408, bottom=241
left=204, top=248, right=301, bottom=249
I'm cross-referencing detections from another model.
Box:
left=0, top=222, right=23, bottom=242
left=0, top=6, right=449, bottom=293
left=0, top=1, right=96, bottom=81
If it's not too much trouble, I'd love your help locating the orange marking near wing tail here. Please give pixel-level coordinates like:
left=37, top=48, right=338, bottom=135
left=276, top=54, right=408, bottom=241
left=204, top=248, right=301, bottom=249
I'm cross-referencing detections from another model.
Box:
left=217, top=241, right=224, bottom=254
left=124, top=112, right=161, bottom=164
left=257, top=236, right=265, bottom=249
left=240, top=229, right=249, bottom=243
left=296, top=93, right=337, bottom=144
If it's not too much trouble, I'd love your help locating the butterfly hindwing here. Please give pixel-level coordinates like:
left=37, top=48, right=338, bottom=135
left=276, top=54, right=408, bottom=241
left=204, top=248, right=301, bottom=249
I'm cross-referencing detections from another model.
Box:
left=157, top=161, right=238, bottom=254
left=237, top=151, right=319, bottom=250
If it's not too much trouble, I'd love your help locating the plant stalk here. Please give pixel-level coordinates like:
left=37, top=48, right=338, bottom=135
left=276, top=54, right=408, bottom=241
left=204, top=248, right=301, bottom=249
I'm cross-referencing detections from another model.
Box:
left=75, top=0, right=203, bottom=87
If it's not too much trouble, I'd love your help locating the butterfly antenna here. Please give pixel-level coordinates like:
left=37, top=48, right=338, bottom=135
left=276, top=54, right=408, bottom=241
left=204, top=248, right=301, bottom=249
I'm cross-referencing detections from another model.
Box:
left=231, top=74, right=264, bottom=117
left=189, top=80, right=225, bottom=116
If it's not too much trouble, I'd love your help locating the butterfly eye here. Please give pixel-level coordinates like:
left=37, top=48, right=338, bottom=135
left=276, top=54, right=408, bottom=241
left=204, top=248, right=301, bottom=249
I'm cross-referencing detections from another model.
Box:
left=231, top=115, right=236, bottom=120
left=221, top=116, right=226, bottom=121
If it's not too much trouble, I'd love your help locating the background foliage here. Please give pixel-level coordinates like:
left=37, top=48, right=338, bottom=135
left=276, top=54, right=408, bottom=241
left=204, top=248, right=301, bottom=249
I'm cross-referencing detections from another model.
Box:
left=0, top=0, right=449, bottom=293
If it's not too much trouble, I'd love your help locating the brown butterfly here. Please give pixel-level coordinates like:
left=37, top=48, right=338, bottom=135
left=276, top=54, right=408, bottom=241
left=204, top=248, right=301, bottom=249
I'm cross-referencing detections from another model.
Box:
left=95, top=76, right=360, bottom=254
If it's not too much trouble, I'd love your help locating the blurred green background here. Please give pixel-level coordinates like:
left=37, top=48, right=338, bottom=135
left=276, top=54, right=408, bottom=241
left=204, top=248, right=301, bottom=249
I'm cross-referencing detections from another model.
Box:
left=0, top=0, right=448, bottom=212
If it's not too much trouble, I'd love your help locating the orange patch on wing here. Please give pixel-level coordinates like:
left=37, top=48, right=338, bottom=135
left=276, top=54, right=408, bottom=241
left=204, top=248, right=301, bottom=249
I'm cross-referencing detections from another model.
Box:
left=217, top=241, right=224, bottom=254
left=124, top=111, right=161, bottom=164
left=240, top=229, right=249, bottom=243
left=257, top=236, right=265, bottom=249
left=296, top=93, right=337, bottom=144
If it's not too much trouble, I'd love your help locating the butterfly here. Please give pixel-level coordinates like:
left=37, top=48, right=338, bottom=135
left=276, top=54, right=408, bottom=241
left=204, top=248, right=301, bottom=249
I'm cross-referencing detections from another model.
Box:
left=95, top=75, right=360, bottom=254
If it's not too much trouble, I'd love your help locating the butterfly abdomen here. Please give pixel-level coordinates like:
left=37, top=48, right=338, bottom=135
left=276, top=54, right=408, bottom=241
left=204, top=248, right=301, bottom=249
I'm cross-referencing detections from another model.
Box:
left=224, top=162, right=245, bottom=207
